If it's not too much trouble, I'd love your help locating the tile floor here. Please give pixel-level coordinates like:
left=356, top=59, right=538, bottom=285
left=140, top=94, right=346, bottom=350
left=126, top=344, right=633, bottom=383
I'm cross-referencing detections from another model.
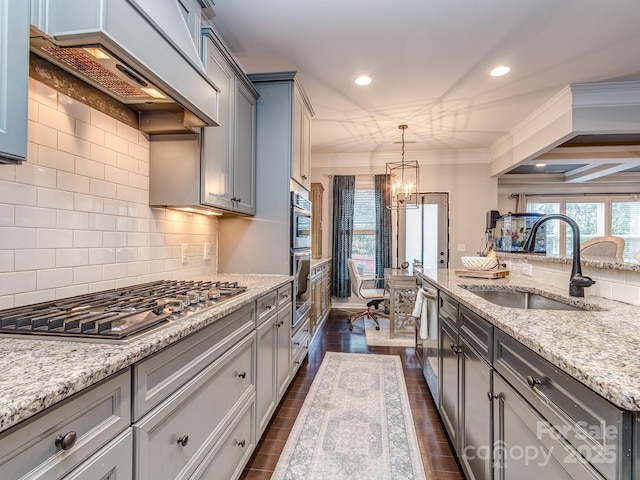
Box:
left=240, top=310, right=465, bottom=479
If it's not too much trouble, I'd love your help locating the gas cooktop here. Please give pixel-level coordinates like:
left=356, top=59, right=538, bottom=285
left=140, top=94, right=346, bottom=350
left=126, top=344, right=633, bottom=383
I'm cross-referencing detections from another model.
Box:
left=0, top=279, right=248, bottom=342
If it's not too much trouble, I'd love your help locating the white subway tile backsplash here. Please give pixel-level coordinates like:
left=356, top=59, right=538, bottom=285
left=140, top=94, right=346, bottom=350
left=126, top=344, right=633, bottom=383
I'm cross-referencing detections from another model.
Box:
left=0, top=204, right=14, bottom=226
left=0, top=180, right=37, bottom=207
left=15, top=249, right=55, bottom=271
left=58, top=131, right=91, bottom=158
left=57, top=171, right=91, bottom=194
left=0, top=79, right=217, bottom=305
left=37, top=145, right=75, bottom=172
left=625, top=271, right=640, bottom=287
left=75, top=119, right=105, bottom=145
left=116, top=184, right=140, bottom=203
left=611, top=283, right=640, bottom=306
left=0, top=228, right=37, bottom=249
left=28, top=78, right=57, bottom=108
left=103, top=263, right=127, bottom=280
left=15, top=162, right=57, bottom=188
left=103, top=231, right=127, bottom=247
left=16, top=206, right=57, bottom=228
left=58, top=93, right=91, bottom=123
left=38, top=187, right=74, bottom=210
left=104, top=165, right=129, bottom=186
left=28, top=120, right=58, bottom=148
left=75, top=157, right=105, bottom=180
left=0, top=251, right=14, bottom=272
left=89, top=178, right=118, bottom=199
left=116, top=122, right=139, bottom=143
left=90, top=110, right=118, bottom=134
left=0, top=271, right=37, bottom=295
left=14, top=289, right=56, bottom=308
left=56, top=248, right=89, bottom=267
left=37, top=268, right=73, bottom=289
left=89, top=248, right=116, bottom=264
left=104, top=131, right=129, bottom=154
left=73, top=230, right=103, bottom=248
left=57, top=210, right=89, bottom=230
left=73, top=265, right=103, bottom=284
left=37, top=229, right=73, bottom=249
left=39, top=104, right=75, bottom=135
left=90, top=143, right=117, bottom=166
left=74, top=193, right=105, bottom=213
left=89, top=213, right=116, bottom=231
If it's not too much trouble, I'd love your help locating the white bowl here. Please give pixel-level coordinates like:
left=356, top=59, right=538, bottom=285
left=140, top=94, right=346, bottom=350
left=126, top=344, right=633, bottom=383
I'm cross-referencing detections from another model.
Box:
left=461, top=256, right=498, bottom=270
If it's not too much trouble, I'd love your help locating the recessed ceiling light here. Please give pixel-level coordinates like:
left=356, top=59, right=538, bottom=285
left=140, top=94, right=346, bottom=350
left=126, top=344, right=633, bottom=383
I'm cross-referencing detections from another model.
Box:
left=490, top=66, right=511, bottom=77
left=535, top=163, right=547, bottom=167
left=355, top=76, right=372, bottom=86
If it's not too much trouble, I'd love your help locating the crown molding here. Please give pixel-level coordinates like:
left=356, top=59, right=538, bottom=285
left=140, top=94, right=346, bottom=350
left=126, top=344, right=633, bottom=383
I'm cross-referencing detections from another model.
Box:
left=311, top=149, right=490, bottom=169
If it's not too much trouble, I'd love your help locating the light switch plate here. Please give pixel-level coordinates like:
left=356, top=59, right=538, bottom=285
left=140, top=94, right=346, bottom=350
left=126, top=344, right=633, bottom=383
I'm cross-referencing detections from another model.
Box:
left=457, top=244, right=466, bottom=252
left=181, top=244, right=189, bottom=263
left=203, top=242, right=211, bottom=260
left=522, top=263, right=533, bottom=276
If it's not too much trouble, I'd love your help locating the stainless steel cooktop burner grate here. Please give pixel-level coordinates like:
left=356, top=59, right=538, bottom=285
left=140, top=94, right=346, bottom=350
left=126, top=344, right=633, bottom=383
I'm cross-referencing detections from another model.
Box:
left=0, top=280, right=248, bottom=341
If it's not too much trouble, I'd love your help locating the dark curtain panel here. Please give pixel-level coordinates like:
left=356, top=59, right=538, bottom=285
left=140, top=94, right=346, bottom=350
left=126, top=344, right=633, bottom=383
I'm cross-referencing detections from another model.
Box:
left=375, top=174, right=392, bottom=286
left=331, top=175, right=355, bottom=297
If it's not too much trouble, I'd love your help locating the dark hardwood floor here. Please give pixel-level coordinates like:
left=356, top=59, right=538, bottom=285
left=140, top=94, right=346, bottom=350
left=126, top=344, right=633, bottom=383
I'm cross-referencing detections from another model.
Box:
left=240, top=310, right=465, bottom=479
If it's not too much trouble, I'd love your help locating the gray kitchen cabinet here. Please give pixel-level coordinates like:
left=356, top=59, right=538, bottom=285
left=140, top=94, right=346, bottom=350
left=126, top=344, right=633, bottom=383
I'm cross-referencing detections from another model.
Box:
left=63, top=429, right=133, bottom=480
left=248, top=71, right=314, bottom=191
left=0, top=0, right=29, bottom=164
left=291, top=316, right=311, bottom=376
left=133, top=331, right=256, bottom=480
left=493, top=329, right=631, bottom=480
left=201, top=27, right=257, bottom=215
left=492, top=372, right=603, bottom=480
left=256, top=284, right=293, bottom=438
left=438, top=294, right=493, bottom=480
left=0, top=370, right=131, bottom=480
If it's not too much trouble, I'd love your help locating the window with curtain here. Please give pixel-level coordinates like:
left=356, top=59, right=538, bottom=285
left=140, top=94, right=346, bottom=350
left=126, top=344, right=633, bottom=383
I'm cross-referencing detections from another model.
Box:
left=352, top=188, right=376, bottom=274
left=526, top=194, right=640, bottom=262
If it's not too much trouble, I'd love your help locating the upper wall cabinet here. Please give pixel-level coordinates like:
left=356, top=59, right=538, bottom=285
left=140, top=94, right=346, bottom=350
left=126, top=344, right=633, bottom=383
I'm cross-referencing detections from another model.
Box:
left=249, top=72, right=314, bottom=191
left=201, top=27, right=257, bottom=215
left=0, top=0, right=29, bottom=164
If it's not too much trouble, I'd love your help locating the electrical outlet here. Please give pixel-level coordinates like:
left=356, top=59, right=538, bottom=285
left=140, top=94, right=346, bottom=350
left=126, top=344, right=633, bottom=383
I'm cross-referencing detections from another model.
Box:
left=181, top=244, right=189, bottom=263
left=522, top=263, right=533, bottom=276
left=203, top=242, right=211, bottom=260
left=503, top=260, right=512, bottom=271
left=457, top=244, right=466, bottom=252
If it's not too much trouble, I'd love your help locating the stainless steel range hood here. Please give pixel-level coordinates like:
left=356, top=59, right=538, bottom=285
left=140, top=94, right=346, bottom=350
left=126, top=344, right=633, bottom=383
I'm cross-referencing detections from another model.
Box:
left=29, top=0, right=219, bottom=134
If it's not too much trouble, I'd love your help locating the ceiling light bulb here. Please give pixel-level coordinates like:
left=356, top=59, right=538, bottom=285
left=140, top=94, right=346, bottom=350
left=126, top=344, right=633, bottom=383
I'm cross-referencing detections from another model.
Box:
left=355, top=76, right=372, bottom=86
left=490, top=66, right=511, bottom=77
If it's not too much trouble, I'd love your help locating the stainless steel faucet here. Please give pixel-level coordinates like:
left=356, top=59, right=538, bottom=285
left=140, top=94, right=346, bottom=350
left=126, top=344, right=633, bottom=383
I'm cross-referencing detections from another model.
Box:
left=522, top=214, right=596, bottom=297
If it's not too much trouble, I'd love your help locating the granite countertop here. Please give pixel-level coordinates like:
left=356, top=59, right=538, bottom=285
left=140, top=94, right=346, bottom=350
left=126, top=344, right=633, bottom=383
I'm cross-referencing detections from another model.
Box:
left=497, top=252, right=640, bottom=272
left=0, top=274, right=292, bottom=435
left=415, top=268, right=640, bottom=411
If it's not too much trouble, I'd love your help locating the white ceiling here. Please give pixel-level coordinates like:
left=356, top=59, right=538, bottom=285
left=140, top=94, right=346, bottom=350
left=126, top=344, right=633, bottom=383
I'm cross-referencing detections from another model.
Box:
left=209, top=0, right=640, bottom=159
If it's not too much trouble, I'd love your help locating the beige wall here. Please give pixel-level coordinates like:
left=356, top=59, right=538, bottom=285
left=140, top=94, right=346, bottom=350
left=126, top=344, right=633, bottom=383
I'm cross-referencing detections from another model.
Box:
left=310, top=158, right=498, bottom=275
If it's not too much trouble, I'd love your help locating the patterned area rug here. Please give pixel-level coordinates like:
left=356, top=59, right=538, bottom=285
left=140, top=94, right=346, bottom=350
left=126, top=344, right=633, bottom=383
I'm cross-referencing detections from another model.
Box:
left=364, top=318, right=416, bottom=348
left=272, top=352, right=427, bottom=480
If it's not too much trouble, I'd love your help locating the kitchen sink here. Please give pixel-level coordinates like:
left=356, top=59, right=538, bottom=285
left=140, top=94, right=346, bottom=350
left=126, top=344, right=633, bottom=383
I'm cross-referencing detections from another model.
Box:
left=461, top=287, right=589, bottom=311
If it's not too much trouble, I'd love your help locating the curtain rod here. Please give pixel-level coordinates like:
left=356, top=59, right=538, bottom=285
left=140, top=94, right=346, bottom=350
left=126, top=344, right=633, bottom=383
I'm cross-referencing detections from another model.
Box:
left=323, top=173, right=389, bottom=178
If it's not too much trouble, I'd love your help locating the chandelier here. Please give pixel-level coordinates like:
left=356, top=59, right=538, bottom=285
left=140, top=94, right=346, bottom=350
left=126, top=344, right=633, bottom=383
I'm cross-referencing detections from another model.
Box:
left=386, top=124, right=419, bottom=210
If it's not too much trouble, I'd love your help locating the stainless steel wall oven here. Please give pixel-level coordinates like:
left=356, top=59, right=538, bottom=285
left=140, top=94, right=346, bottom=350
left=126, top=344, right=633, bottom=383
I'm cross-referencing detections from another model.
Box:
left=291, top=191, right=312, bottom=327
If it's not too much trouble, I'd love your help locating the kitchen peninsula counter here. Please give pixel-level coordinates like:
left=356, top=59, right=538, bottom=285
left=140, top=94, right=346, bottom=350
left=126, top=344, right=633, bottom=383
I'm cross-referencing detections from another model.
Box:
left=0, top=274, right=291, bottom=435
left=415, top=268, right=640, bottom=411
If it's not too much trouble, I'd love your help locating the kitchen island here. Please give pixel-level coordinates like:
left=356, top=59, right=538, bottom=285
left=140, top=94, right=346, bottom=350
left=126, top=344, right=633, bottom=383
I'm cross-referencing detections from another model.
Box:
left=0, top=274, right=291, bottom=434
left=415, top=267, right=640, bottom=480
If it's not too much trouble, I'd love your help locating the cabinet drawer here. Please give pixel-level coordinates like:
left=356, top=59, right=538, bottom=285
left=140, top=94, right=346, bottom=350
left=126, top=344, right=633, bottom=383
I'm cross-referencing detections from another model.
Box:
left=0, top=370, right=130, bottom=480
left=133, top=303, right=255, bottom=420
left=257, top=291, right=277, bottom=323
left=64, top=428, right=133, bottom=480
left=134, top=332, right=255, bottom=480
left=494, top=330, right=631, bottom=480
left=292, top=318, right=311, bottom=371
left=459, top=305, right=492, bottom=362
left=190, top=399, right=255, bottom=480
left=278, top=283, right=293, bottom=307
left=438, top=291, right=458, bottom=325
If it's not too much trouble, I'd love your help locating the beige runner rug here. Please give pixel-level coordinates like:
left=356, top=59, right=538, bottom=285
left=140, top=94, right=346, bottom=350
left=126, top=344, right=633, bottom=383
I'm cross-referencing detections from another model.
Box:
left=364, top=318, right=415, bottom=348
left=272, top=352, right=427, bottom=479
